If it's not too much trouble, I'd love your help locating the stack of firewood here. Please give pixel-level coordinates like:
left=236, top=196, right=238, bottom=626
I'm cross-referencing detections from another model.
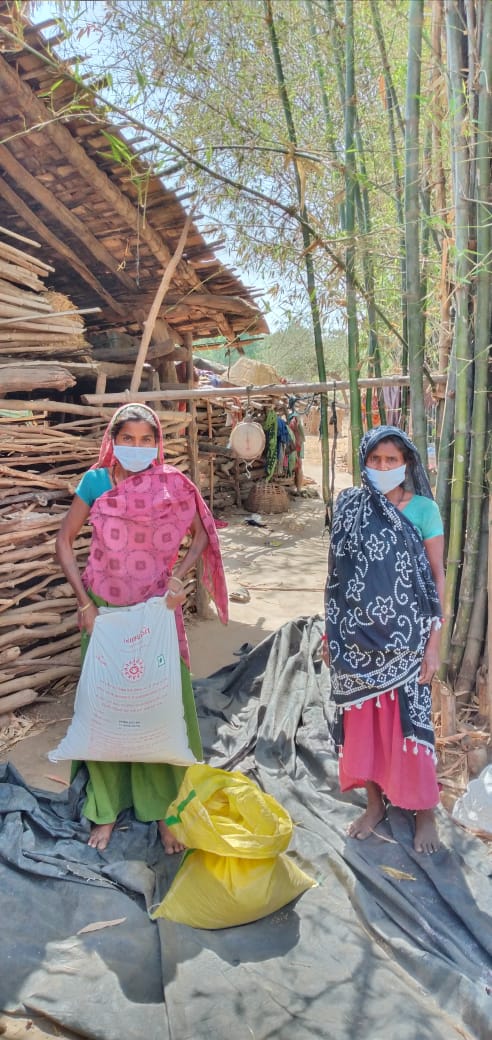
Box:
left=0, top=227, right=90, bottom=363
left=0, top=410, right=193, bottom=716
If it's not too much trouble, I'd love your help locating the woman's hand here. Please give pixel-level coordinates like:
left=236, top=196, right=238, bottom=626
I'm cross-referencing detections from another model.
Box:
left=165, top=588, right=187, bottom=611
left=77, top=601, right=99, bottom=635
left=418, top=640, right=440, bottom=684
left=165, top=575, right=187, bottom=611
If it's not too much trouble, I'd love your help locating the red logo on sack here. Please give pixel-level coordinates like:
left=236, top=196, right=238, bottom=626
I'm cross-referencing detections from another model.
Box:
left=122, top=658, right=145, bottom=681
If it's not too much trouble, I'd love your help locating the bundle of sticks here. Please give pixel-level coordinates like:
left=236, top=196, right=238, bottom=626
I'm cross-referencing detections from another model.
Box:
left=0, top=226, right=90, bottom=361
left=0, top=408, right=193, bottom=715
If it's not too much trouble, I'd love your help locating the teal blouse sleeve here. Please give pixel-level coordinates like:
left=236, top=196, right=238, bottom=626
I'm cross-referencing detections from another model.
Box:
left=75, top=468, right=112, bottom=506
left=403, top=495, right=443, bottom=541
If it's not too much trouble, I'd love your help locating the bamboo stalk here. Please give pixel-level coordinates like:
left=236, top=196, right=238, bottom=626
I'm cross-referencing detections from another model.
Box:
left=440, top=0, right=475, bottom=678
left=449, top=0, right=492, bottom=677
left=404, top=0, right=426, bottom=459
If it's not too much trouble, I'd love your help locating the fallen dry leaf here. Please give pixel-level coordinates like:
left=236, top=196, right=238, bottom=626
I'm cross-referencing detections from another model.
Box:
left=77, top=917, right=126, bottom=935
left=380, top=865, right=417, bottom=882
left=44, top=774, right=69, bottom=787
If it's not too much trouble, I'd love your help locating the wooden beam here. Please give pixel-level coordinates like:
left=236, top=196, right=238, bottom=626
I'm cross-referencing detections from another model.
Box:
left=0, top=176, right=126, bottom=317
left=84, top=372, right=448, bottom=406
left=164, top=292, right=264, bottom=317
left=0, top=396, right=193, bottom=423
left=0, top=362, right=76, bottom=394
left=131, top=306, right=184, bottom=346
left=0, top=143, right=139, bottom=294
left=147, top=343, right=189, bottom=362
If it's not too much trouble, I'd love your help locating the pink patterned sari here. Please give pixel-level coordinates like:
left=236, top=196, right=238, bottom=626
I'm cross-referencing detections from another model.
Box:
left=82, top=407, right=228, bottom=666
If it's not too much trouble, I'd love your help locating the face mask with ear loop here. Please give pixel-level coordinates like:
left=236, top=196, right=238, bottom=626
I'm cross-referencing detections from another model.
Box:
left=365, top=463, right=407, bottom=494
left=113, top=445, right=158, bottom=472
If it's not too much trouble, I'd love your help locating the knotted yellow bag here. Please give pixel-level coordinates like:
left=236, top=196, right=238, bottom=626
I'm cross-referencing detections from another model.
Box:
left=152, top=764, right=315, bottom=929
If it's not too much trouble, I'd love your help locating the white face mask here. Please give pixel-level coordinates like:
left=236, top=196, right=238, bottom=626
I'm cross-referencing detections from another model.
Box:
left=366, top=463, right=406, bottom=494
left=113, top=445, right=158, bottom=472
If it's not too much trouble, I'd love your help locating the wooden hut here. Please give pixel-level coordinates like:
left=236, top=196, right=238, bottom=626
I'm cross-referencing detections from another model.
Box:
left=0, top=3, right=268, bottom=717
left=0, top=1, right=268, bottom=402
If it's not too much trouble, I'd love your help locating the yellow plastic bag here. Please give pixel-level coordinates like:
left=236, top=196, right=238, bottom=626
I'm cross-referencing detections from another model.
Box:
left=152, top=764, right=316, bottom=929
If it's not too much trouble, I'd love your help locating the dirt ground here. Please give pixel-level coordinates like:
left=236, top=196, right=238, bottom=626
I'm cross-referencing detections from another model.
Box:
left=1, top=435, right=350, bottom=792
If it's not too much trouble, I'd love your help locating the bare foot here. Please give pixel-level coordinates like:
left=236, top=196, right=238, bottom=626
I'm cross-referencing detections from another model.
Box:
left=348, top=782, right=385, bottom=839
left=158, top=820, right=186, bottom=855
left=414, top=809, right=439, bottom=854
left=88, top=822, right=115, bottom=850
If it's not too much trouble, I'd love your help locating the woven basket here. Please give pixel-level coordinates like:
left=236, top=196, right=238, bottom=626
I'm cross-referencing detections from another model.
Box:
left=246, top=480, right=290, bottom=514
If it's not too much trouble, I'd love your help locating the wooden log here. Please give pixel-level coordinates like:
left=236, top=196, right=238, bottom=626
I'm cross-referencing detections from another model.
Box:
left=0, top=224, right=41, bottom=249
left=0, top=256, right=45, bottom=291
left=164, top=291, right=262, bottom=317
left=85, top=373, right=448, bottom=406
left=0, top=363, right=76, bottom=393
left=0, top=307, right=98, bottom=327
left=0, top=236, right=53, bottom=273
left=0, top=646, right=20, bottom=665
left=0, top=618, right=75, bottom=649
left=0, top=398, right=111, bottom=419
left=0, top=688, right=38, bottom=712
left=440, top=685, right=457, bottom=736
left=0, top=665, right=79, bottom=697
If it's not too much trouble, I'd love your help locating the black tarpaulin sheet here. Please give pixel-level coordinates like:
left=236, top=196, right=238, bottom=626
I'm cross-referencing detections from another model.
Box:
left=0, top=616, right=491, bottom=1040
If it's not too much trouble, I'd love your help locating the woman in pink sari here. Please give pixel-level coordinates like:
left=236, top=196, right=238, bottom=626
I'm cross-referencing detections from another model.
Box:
left=57, top=403, right=228, bottom=852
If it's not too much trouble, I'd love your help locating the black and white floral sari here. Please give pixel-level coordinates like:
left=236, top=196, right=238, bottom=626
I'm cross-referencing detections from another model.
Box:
left=325, top=427, right=442, bottom=753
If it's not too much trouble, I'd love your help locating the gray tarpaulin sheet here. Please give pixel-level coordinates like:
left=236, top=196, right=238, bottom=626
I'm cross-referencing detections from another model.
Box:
left=0, top=616, right=491, bottom=1040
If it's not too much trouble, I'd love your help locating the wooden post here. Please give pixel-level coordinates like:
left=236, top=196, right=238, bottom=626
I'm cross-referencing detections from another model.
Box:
left=95, top=371, right=107, bottom=396
left=206, top=400, right=215, bottom=513
left=185, top=331, right=209, bottom=618
left=440, top=685, right=457, bottom=737
left=130, top=212, right=193, bottom=393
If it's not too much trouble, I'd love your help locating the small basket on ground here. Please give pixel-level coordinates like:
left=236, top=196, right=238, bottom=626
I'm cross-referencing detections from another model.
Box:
left=246, top=480, right=290, bottom=514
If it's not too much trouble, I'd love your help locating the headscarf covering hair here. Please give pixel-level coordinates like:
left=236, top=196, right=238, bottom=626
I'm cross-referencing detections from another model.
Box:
left=95, top=404, right=165, bottom=468
left=359, top=425, right=432, bottom=498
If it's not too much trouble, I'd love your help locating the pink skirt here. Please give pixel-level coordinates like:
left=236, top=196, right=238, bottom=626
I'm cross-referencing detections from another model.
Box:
left=338, top=690, right=439, bottom=811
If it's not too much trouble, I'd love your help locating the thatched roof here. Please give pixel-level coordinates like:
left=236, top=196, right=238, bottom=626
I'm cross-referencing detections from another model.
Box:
left=0, top=3, right=268, bottom=354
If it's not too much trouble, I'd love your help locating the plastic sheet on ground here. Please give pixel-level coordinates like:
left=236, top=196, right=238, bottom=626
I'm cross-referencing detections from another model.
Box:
left=0, top=616, right=491, bottom=1040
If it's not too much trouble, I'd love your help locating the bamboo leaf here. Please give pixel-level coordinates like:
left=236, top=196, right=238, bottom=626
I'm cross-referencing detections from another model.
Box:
left=380, top=866, right=417, bottom=882
left=77, top=918, right=127, bottom=935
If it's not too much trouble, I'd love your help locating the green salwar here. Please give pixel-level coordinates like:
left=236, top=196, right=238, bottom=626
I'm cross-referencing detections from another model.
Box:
left=72, top=591, right=203, bottom=826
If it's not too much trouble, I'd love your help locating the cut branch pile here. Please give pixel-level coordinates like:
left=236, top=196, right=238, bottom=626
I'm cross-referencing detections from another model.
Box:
left=0, top=409, right=193, bottom=714
left=0, top=227, right=91, bottom=363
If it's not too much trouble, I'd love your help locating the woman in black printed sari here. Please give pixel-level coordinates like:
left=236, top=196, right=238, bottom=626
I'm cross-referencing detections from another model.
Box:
left=325, top=427, right=445, bottom=854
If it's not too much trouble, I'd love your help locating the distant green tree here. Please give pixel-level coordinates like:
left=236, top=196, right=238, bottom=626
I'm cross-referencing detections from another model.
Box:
left=255, top=322, right=348, bottom=383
